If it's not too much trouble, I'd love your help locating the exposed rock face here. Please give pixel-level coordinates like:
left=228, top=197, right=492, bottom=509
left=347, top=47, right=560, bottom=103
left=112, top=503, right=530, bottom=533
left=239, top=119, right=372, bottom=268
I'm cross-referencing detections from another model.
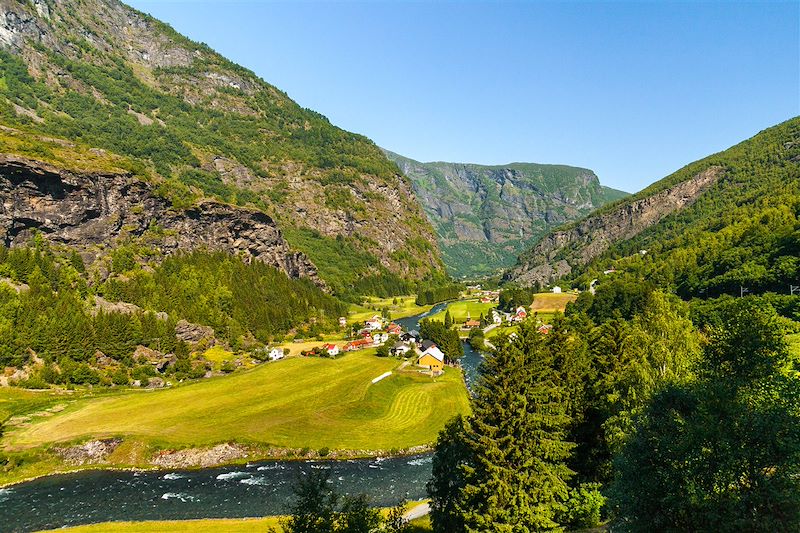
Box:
left=152, top=443, right=250, bottom=468
left=0, top=156, right=321, bottom=284
left=174, top=320, right=215, bottom=346
left=384, top=149, right=627, bottom=277
left=54, top=438, right=122, bottom=465
left=507, top=166, right=724, bottom=286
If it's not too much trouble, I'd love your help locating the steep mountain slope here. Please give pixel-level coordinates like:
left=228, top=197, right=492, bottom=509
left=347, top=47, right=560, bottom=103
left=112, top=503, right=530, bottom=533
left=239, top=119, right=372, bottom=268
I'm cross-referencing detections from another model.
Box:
left=0, top=0, right=445, bottom=296
left=507, top=117, right=800, bottom=298
left=384, top=149, right=626, bottom=277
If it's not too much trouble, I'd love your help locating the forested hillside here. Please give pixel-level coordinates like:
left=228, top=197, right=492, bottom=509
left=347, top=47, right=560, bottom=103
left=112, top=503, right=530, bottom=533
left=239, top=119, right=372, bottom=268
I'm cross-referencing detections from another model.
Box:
left=385, top=149, right=626, bottom=277
left=508, top=117, right=800, bottom=296
left=0, top=0, right=446, bottom=295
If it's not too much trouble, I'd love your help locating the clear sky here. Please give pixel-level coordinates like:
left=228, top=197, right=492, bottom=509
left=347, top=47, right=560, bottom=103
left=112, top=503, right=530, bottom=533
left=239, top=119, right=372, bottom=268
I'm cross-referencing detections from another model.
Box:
left=127, top=0, right=799, bottom=193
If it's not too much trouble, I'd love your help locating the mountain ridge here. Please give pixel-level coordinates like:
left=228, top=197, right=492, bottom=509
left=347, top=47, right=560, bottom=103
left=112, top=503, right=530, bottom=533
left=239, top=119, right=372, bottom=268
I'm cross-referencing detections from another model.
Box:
left=383, top=148, right=627, bottom=278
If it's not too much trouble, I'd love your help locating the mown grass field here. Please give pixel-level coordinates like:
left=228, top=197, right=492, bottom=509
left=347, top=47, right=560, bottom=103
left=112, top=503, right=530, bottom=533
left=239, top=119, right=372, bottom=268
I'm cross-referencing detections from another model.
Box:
left=35, top=515, right=432, bottom=533
left=530, top=292, right=577, bottom=313
left=427, top=300, right=495, bottom=324
left=4, top=351, right=469, bottom=453
left=349, top=296, right=431, bottom=324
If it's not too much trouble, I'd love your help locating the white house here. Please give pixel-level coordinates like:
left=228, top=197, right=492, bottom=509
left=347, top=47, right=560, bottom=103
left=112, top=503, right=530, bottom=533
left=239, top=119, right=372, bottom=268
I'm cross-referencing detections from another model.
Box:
left=268, top=347, right=285, bottom=361
left=552, top=286, right=562, bottom=294
left=390, top=341, right=413, bottom=357
left=491, top=309, right=503, bottom=324
left=323, top=343, right=340, bottom=357
left=365, top=318, right=383, bottom=331
left=373, top=332, right=389, bottom=345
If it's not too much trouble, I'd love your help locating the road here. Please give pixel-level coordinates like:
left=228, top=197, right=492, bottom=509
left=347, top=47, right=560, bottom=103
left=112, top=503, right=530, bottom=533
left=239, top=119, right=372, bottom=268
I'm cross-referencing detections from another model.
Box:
left=403, top=501, right=431, bottom=521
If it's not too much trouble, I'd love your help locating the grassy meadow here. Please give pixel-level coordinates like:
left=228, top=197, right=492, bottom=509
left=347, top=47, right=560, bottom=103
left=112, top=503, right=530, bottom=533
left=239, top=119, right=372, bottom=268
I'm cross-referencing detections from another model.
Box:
left=4, top=350, right=469, bottom=456
left=530, top=292, right=577, bottom=313
left=349, top=295, right=432, bottom=324
left=427, top=300, right=495, bottom=324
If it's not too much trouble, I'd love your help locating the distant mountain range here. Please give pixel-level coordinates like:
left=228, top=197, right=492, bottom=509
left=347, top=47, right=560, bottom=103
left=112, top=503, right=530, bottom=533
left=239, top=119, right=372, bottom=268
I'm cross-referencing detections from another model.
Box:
left=384, top=149, right=627, bottom=278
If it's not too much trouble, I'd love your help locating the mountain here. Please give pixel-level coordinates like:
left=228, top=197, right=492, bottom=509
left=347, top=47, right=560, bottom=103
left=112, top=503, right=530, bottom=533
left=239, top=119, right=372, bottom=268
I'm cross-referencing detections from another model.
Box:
left=0, top=0, right=446, bottom=297
left=506, top=117, right=800, bottom=300
left=384, top=149, right=627, bottom=278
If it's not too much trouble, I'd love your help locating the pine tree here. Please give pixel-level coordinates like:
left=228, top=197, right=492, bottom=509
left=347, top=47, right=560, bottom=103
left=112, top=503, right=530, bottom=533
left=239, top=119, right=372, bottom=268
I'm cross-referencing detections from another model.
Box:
left=444, top=310, right=453, bottom=329
left=457, top=325, right=574, bottom=531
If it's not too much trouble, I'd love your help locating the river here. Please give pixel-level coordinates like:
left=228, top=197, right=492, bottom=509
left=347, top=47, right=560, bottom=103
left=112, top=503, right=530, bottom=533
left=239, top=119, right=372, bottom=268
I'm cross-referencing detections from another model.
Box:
left=0, top=302, right=484, bottom=532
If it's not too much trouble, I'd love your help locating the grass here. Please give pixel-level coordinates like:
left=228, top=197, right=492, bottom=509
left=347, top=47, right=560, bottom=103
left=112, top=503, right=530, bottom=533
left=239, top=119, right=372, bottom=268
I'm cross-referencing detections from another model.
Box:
left=34, top=514, right=433, bottom=532
left=349, top=295, right=431, bottom=324
left=4, top=351, right=470, bottom=454
left=427, top=300, right=495, bottom=324
left=530, top=292, right=577, bottom=313
left=201, top=346, right=235, bottom=369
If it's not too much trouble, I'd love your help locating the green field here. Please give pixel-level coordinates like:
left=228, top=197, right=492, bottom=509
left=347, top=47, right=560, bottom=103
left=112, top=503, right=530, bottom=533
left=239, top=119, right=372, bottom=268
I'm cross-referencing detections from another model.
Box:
left=4, top=351, right=469, bottom=455
left=35, top=515, right=432, bottom=533
left=427, top=300, right=495, bottom=324
left=349, top=295, right=431, bottom=323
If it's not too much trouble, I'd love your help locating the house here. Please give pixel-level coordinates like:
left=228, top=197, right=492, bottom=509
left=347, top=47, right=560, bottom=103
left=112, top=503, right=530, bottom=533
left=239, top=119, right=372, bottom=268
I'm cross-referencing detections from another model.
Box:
left=390, top=341, right=413, bottom=357
left=323, top=343, right=340, bottom=357
left=364, top=318, right=383, bottom=331
left=344, top=338, right=372, bottom=351
left=511, top=306, right=528, bottom=323
left=420, top=339, right=436, bottom=351
left=387, top=323, right=402, bottom=336
left=464, top=319, right=481, bottom=329
left=418, top=346, right=445, bottom=372
left=268, top=347, right=285, bottom=361
left=491, top=309, right=503, bottom=324
left=400, top=330, right=419, bottom=343
left=373, top=332, right=389, bottom=345
left=538, top=324, right=553, bottom=335
left=338, top=316, right=347, bottom=328
left=552, top=286, right=562, bottom=294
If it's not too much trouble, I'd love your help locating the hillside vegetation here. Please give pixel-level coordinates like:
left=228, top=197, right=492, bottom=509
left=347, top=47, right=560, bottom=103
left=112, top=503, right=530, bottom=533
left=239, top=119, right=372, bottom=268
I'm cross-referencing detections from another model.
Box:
left=510, top=118, right=800, bottom=300
left=0, top=0, right=445, bottom=295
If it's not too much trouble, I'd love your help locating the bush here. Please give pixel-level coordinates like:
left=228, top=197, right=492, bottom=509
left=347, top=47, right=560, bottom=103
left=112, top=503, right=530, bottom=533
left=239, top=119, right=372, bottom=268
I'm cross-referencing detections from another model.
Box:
left=560, top=483, right=606, bottom=529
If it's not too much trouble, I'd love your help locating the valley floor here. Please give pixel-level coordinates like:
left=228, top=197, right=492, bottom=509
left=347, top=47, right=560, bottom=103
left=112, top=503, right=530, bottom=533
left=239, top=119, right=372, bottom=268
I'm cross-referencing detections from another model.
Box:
left=0, top=350, right=469, bottom=487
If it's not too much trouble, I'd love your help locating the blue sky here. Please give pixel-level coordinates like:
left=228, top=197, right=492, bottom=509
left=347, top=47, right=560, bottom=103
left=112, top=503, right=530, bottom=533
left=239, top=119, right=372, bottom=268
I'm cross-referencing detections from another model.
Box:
left=128, top=0, right=799, bottom=192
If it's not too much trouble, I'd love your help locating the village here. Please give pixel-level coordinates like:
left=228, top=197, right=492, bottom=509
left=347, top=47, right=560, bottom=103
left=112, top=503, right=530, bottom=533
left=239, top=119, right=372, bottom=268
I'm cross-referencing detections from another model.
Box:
left=263, top=287, right=567, bottom=375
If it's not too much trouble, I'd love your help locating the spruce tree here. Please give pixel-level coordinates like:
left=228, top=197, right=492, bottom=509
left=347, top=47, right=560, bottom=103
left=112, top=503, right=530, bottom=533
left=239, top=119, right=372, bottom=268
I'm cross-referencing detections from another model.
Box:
left=457, top=323, right=574, bottom=531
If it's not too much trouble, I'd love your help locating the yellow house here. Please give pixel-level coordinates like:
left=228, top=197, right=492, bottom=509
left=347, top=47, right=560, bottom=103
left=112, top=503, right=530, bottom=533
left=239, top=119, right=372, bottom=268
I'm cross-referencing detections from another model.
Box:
left=417, top=346, right=445, bottom=372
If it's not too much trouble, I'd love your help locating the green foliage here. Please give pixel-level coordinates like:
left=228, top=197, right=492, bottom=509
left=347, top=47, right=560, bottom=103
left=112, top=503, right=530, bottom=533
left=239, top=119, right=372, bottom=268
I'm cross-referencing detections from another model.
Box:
left=282, top=468, right=408, bottom=533
left=456, top=323, right=575, bottom=531
left=415, top=284, right=461, bottom=306
left=419, top=319, right=463, bottom=361
left=611, top=300, right=800, bottom=531
left=427, top=415, right=470, bottom=533
left=102, top=250, right=346, bottom=346
left=498, top=287, right=533, bottom=312
left=558, top=483, right=606, bottom=529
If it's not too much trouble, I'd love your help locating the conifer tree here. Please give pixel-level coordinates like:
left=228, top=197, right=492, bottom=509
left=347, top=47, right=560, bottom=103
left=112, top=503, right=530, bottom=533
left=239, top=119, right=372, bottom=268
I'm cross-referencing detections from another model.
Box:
left=457, top=324, right=574, bottom=531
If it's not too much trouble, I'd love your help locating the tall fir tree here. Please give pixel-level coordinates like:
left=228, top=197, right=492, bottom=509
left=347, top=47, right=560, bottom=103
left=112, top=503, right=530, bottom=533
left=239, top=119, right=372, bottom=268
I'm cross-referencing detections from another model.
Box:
left=457, top=323, right=574, bottom=531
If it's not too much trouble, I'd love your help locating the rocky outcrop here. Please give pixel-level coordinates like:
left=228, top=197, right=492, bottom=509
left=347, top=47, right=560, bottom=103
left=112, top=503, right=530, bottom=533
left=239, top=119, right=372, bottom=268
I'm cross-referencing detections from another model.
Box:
left=384, top=149, right=627, bottom=277
left=506, top=166, right=724, bottom=286
left=152, top=443, right=250, bottom=468
left=54, top=438, right=122, bottom=465
left=0, top=156, right=321, bottom=284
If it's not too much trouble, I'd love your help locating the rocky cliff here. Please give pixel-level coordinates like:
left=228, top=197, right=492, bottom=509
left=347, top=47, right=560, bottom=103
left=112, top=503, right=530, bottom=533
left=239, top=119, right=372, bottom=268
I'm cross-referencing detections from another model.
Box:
left=0, top=155, right=320, bottom=283
left=506, top=166, right=724, bottom=286
left=384, top=150, right=627, bottom=277
left=0, top=0, right=445, bottom=293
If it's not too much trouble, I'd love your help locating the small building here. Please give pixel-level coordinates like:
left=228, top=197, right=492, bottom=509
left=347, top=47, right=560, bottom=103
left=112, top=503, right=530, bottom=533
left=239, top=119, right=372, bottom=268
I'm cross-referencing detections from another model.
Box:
left=491, top=309, right=503, bottom=324
left=511, top=306, right=528, bottom=323
left=268, top=347, right=285, bottom=361
left=387, top=323, right=402, bottom=336
left=391, top=341, right=413, bottom=357
left=338, top=316, right=347, bottom=328
left=538, top=324, right=553, bottom=335
left=464, top=319, right=481, bottom=329
left=365, top=318, right=383, bottom=331
left=418, top=346, right=445, bottom=372
left=323, top=343, right=340, bottom=357
left=420, top=339, right=436, bottom=352
left=552, top=286, right=562, bottom=294
left=344, top=338, right=372, bottom=351
left=373, top=332, right=389, bottom=345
